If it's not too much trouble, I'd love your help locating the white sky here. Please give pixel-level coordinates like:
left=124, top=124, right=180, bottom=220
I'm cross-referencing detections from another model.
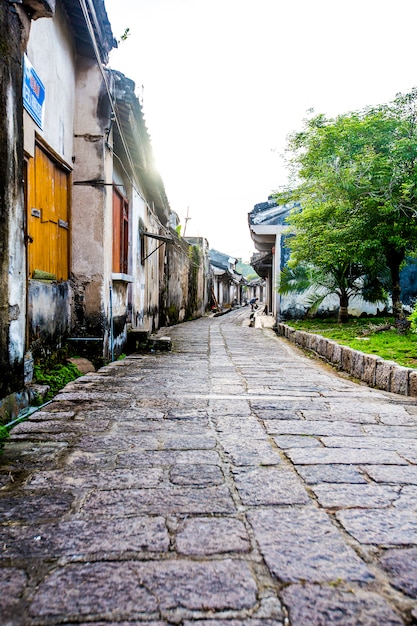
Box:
left=104, top=0, right=417, bottom=262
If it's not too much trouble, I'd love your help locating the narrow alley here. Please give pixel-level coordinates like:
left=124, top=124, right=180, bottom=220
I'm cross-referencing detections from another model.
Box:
left=1, top=309, right=417, bottom=625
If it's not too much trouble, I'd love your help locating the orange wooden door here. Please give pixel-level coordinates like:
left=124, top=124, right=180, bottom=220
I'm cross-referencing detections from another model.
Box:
left=27, top=144, right=69, bottom=280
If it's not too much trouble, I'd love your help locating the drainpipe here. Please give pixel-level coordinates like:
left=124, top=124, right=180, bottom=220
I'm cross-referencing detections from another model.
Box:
left=109, top=283, right=114, bottom=362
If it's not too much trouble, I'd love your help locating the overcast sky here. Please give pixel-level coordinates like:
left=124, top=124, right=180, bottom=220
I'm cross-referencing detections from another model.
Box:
left=104, top=0, right=417, bottom=261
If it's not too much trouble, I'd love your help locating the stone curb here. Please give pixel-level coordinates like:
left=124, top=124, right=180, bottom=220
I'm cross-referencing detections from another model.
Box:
left=277, top=323, right=417, bottom=397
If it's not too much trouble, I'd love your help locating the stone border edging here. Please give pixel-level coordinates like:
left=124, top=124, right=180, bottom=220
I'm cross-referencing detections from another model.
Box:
left=277, top=323, right=417, bottom=397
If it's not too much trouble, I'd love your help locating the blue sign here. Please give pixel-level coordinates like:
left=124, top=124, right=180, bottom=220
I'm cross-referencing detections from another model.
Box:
left=23, top=54, right=45, bottom=129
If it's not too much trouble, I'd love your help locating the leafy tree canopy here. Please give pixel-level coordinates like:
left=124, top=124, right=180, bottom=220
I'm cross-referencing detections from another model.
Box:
left=274, top=89, right=417, bottom=320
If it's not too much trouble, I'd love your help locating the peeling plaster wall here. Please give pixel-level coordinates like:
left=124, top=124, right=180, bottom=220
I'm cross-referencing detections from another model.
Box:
left=159, top=235, right=207, bottom=327
left=24, top=0, right=76, bottom=360
left=29, top=280, right=71, bottom=355
left=8, top=241, right=25, bottom=367
left=71, top=59, right=112, bottom=351
left=168, top=241, right=189, bottom=324
left=0, top=3, right=29, bottom=396
left=186, top=237, right=210, bottom=317
left=25, top=1, right=76, bottom=162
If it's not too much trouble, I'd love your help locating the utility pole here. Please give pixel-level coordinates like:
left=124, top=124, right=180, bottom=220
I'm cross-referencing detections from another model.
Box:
left=183, top=206, right=191, bottom=237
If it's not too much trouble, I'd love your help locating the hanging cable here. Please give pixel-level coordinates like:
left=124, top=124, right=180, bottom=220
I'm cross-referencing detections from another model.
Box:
left=77, top=1, right=203, bottom=271
left=78, top=0, right=148, bottom=204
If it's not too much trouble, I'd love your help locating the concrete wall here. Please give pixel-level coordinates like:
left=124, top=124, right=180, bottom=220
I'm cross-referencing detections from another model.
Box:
left=186, top=237, right=210, bottom=317
left=159, top=234, right=208, bottom=327
left=71, top=58, right=111, bottom=356
left=161, top=234, right=191, bottom=326
left=277, top=323, right=417, bottom=397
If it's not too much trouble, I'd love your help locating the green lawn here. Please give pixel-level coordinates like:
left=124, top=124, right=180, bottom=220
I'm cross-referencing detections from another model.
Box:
left=286, top=316, right=417, bottom=369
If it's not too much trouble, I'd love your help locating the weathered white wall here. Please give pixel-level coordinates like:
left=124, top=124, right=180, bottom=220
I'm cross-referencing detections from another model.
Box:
left=25, top=0, right=75, bottom=161
left=23, top=0, right=76, bottom=360
left=129, top=188, right=147, bottom=329
left=7, top=82, right=26, bottom=366
left=280, top=291, right=384, bottom=320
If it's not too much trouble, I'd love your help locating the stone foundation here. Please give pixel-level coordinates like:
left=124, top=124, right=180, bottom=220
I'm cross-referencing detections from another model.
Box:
left=277, top=323, right=417, bottom=397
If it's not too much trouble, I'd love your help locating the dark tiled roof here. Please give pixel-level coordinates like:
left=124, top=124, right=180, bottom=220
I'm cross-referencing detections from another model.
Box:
left=111, top=70, right=170, bottom=225
left=61, top=0, right=116, bottom=63
left=248, top=199, right=300, bottom=227
left=209, top=249, right=237, bottom=270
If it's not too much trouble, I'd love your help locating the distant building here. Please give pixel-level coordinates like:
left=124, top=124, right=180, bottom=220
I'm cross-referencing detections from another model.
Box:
left=248, top=196, right=414, bottom=321
left=209, top=250, right=246, bottom=310
left=248, top=198, right=297, bottom=319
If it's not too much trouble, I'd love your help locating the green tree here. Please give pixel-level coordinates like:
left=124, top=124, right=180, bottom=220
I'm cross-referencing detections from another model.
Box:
left=276, top=90, right=417, bottom=321
left=278, top=207, right=387, bottom=323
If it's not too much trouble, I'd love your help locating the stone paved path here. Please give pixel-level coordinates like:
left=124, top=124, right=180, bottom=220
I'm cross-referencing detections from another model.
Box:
left=1, top=308, right=417, bottom=625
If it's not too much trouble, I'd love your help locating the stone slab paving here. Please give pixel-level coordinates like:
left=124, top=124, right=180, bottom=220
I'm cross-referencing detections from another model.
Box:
left=1, top=309, right=417, bottom=625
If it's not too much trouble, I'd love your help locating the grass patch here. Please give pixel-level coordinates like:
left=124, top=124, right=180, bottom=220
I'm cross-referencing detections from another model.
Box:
left=286, top=316, right=417, bottom=368
left=0, top=424, right=9, bottom=453
left=33, top=362, right=82, bottom=401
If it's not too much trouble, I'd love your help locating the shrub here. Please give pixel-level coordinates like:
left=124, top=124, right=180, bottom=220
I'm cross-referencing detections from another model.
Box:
left=408, top=301, right=417, bottom=333
left=0, top=425, right=9, bottom=454
left=33, top=362, right=81, bottom=401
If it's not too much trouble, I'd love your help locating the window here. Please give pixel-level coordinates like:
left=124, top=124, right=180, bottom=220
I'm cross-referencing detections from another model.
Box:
left=26, top=143, right=70, bottom=280
left=140, top=232, right=146, bottom=265
left=112, top=186, right=129, bottom=274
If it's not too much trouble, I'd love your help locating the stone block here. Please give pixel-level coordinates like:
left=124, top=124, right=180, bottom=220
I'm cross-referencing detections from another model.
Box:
left=379, top=548, right=417, bottom=597
left=282, top=585, right=404, bottom=626
left=126, top=328, right=149, bottom=352
left=176, top=517, right=250, bottom=555
left=409, top=370, right=417, bottom=397
left=390, top=366, right=411, bottom=396
left=248, top=507, right=372, bottom=583
left=287, top=327, right=295, bottom=342
left=67, top=357, right=95, bottom=374
left=308, top=334, right=318, bottom=352
left=279, top=323, right=286, bottom=336
left=351, top=350, right=365, bottom=380
left=150, top=336, right=172, bottom=351
left=375, top=360, right=396, bottom=392
left=341, top=345, right=354, bottom=373
left=330, top=342, right=342, bottom=368
left=337, top=508, right=417, bottom=545
left=294, top=330, right=305, bottom=347
left=317, top=337, right=328, bottom=357
left=325, top=339, right=336, bottom=362
left=362, top=354, right=381, bottom=386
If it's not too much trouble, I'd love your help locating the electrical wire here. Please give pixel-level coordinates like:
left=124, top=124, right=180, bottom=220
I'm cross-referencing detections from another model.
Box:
left=78, top=0, right=205, bottom=272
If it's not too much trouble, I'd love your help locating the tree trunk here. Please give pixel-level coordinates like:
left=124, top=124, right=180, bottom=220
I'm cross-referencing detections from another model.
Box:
left=338, top=291, right=349, bottom=323
left=386, top=248, right=405, bottom=321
